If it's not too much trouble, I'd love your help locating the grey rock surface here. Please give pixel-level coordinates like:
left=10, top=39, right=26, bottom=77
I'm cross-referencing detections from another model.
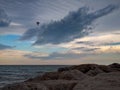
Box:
left=1, top=63, right=120, bottom=90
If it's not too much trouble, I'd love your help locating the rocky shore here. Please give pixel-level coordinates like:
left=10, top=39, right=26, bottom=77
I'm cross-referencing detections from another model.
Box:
left=1, top=63, right=120, bottom=90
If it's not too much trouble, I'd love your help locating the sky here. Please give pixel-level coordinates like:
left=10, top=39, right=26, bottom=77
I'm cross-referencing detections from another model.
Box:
left=0, top=0, right=120, bottom=65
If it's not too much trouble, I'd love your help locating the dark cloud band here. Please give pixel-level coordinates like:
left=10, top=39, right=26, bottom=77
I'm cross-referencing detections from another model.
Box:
left=0, top=9, right=11, bottom=27
left=0, top=44, right=13, bottom=50
left=20, top=5, right=118, bottom=45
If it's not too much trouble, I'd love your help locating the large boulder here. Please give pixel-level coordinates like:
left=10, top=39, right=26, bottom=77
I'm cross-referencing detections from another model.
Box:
left=109, top=63, right=120, bottom=71
left=28, top=70, right=88, bottom=81
left=58, top=64, right=115, bottom=76
left=1, top=63, right=120, bottom=90
left=86, top=68, right=104, bottom=76
left=2, top=83, right=49, bottom=90
left=43, top=80, right=77, bottom=90
left=40, top=72, right=60, bottom=80
left=73, top=72, right=120, bottom=90
left=27, top=72, right=60, bottom=82
left=59, top=70, right=88, bottom=80
left=2, top=80, right=77, bottom=90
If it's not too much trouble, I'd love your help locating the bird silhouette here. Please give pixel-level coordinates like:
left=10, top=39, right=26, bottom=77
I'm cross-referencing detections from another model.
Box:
left=36, top=21, right=40, bottom=26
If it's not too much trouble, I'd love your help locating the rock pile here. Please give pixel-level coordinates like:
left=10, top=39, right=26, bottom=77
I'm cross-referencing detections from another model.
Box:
left=1, top=63, right=120, bottom=90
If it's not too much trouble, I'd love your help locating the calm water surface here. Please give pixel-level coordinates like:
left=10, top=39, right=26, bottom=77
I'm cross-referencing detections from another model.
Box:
left=0, top=65, right=67, bottom=88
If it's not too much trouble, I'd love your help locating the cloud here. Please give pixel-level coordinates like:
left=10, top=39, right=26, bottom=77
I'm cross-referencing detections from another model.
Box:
left=19, top=28, right=38, bottom=40
left=74, top=47, right=100, bottom=52
left=0, top=8, right=11, bottom=27
left=24, top=52, right=82, bottom=60
left=20, top=5, right=118, bottom=45
left=76, top=41, right=95, bottom=46
left=24, top=45, right=120, bottom=60
left=104, top=42, right=120, bottom=46
left=24, top=46, right=99, bottom=60
left=0, top=49, right=33, bottom=65
left=0, top=44, right=13, bottom=50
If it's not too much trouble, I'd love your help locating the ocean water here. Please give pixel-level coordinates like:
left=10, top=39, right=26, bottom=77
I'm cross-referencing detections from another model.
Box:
left=0, top=65, right=66, bottom=88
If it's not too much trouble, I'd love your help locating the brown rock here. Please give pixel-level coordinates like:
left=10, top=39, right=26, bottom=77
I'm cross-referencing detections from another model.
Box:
left=86, top=68, right=104, bottom=76
left=109, top=63, right=120, bottom=71
left=2, top=80, right=77, bottom=90
left=40, top=72, right=60, bottom=80
left=2, top=63, right=120, bottom=90
left=2, top=83, right=49, bottom=90
left=59, top=70, right=88, bottom=80
left=27, top=72, right=60, bottom=82
left=73, top=72, right=120, bottom=90
left=58, top=63, right=117, bottom=75
left=43, top=80, right=77, bottom=90
left=58, top=67, right=70, bottom=72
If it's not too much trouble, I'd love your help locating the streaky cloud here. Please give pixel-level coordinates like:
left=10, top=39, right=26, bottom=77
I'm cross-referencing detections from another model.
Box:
left=105, top=42, right=120, bottom=46
left=19, top=28, right=38, bottom=40
left=24, top=52, right=82, bottom=60
left=74, top=47, right=100, bottom=52
left=20, top=5, right=118, bottom=45
left=0, top=44, right=13, bottom=50
left=0, top=8, right=11, bottom=27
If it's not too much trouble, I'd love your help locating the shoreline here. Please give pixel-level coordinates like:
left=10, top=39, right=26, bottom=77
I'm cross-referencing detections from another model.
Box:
left=1, top=63, right=120, bottom=90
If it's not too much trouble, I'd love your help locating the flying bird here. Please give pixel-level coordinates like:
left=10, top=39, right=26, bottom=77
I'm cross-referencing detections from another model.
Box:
left=36, top=21, right=40, bottom=26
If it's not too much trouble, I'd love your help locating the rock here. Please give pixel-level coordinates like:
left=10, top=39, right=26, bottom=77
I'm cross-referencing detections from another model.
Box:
left=58, top=64, right=117, bottom=75
left=86, top=68, right=104, bottom=76
left=73, top=72, right=120, bottom=90
left=109, top=63, right=120, bottom=71
left=2, top=83, right=49, bottom=90
left=2, top=80, right=77, bottom=90
left=43, top=80, right=77, bottom=90
left=59, top=70, right=88, bottom=80
left=40, top=72, right=60, bottom=80
left=28, top=70, right=88, bottom=81
left=27, top=72, right=60, bottom=82
left=1, top=63, right=120, bottom=90
left=26, top=76, right=42, bottom=82
left=73, top=64, right=99, bottom=73
left=109, top=63, right=120, bottom=68
left=58, top=67, right=70, bottom=72
left=2, top=83, right=29, bottom=90
left=98, top=65, right=112, bottom=73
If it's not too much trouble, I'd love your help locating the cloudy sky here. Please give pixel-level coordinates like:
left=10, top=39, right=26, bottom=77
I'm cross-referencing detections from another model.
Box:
left=0, top=0, right=120, bottom=65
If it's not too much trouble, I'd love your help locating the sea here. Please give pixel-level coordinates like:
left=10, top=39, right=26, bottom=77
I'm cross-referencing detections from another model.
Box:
left=0, top=65, right=67, bottom=88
